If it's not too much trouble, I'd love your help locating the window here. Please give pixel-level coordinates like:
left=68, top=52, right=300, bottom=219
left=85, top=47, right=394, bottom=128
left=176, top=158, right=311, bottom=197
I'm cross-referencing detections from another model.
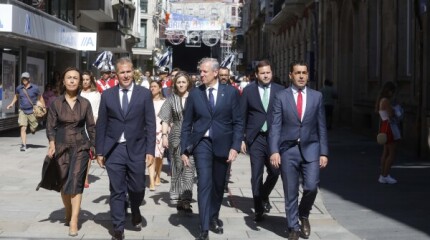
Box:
left=48, top=0, right=75, bottom=24
left=136, top=19, right=147, bottom=48
left=368, top=0, right=381, bottom=79
left=140, top=0, right=148, bottom=13
left=397, top=0, right=414, bottom=77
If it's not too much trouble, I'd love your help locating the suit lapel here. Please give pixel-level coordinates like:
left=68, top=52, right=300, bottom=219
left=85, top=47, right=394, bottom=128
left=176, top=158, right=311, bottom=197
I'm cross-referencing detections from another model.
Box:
left=286, top=88, right=300, bottom=121
left=253, top=83, right=265, bottom=112
left=302, top=88, right=312, bottom=122
left=126, top=85, right=139, bottom=116
left=267, top=84, right=277, bottom=112
left=112, top=86, right=124, bottom=118
left=213, top=84, right=226, bottom=115
left=200, top=85, right=212, bottom=113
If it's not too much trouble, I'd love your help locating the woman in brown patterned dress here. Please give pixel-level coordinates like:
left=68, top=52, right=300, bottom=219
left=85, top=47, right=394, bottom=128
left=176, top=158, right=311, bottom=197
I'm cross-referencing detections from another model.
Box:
left=46, top=67, right=96, bottom=237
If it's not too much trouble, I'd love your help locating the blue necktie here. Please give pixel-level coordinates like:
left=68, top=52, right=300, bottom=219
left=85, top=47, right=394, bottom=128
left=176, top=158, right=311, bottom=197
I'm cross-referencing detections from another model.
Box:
left=208, top=88, right=214, bottom=137
left=208, top=87, right=215, bottom=111
left=122, top=89, right=129, bottom=114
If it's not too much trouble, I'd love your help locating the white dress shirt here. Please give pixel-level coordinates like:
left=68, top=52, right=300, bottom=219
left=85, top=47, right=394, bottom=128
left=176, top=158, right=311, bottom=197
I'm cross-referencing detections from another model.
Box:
left=118, top=83, right=134, bottom=143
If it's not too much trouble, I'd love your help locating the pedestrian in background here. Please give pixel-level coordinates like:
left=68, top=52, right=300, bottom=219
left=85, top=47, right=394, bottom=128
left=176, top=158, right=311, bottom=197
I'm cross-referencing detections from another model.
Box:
left=42, top=83, right=57, bottom=127
left=7, top=72, right=46, bottom=151
left=375, top=81, right=402, bottom=184
left=148, top=80, right=166, bottom=191
left=96, top=65, right=118, bottom=93
left=269, top=61, right=328, bottom=240
left=159, top=67, right=172, bottom=97
left=44, top=67, right=96, bottom=237
left=181, top=58, right=243, bottom=240
left=80, top=71, right=101, bottom=188
left=320, top=79, right=337, bottom=130
left=240, top=59, right=283, bottom=222
left=158, top=71, right=194, bottom=214
left=96, top=57, right=156, bottom=240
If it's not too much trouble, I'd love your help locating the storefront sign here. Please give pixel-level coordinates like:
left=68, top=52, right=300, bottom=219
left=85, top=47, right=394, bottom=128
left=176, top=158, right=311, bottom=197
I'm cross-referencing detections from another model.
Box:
left=0, top=4, right=12, bottom=32
left=0, top=4, right=97, bottom=51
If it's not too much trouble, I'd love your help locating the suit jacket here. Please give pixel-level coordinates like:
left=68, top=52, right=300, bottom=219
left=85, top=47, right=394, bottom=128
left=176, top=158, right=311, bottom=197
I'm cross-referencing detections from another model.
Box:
left=96, top=84, right=156, bottom=161
left=241, top=82, right=284, bottom=146
left=181, top=83, right=244, bottom=158
left=268, top=87, right=328, bottom=162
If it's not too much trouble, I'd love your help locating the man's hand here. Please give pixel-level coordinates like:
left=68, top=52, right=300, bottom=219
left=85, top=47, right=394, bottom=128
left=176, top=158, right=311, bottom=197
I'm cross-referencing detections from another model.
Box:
left=270, top=153, right=281, bottom=168
left=146, top=154, right=155, bottom=167
left=241, top=141, right=247, bottom=154
left=227, top=149, right=238, bottom=163
left=6, top=104, right=13, bottom=110
left=181, top=154, right=190, bottom=167
left=320, top=156, right=328, bottom=168
left=97, top=155, right=105, bottom=168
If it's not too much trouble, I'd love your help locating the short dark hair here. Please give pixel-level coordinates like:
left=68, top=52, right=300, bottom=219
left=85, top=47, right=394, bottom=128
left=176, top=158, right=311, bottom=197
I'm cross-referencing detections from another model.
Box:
left=289, top=60, right=309, bottom=73
left=255, top=59, right=272, bottom=73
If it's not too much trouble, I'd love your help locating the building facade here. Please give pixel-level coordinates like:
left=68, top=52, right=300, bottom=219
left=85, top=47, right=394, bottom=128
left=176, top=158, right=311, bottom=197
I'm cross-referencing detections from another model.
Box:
left=0, top=0, right=137, bottom=131
left=243, top=0, right=430, bottom=159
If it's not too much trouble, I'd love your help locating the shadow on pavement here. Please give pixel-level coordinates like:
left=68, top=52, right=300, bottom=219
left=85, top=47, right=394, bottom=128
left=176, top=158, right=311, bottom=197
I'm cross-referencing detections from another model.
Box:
left=229, top=195, right=288, bottom=238
left=320, top=127, right=430, bottom=239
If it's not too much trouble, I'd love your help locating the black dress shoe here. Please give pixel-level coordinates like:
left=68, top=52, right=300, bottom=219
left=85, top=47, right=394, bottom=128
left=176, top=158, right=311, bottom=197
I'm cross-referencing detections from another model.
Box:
left=288, top=230, right=300, bottom=240
left=131, top=212, right=142, bottom=229
left=209, top=218, right=223, bottom=234
left=262, top=200, right=272, bottom=213
left=195, top=230, right=209, bottom=240
left=253, top=212, right=264, bottom=222
left=111, top=230, right=124, bottom=240
left=299, top=217, right=311, bottom=239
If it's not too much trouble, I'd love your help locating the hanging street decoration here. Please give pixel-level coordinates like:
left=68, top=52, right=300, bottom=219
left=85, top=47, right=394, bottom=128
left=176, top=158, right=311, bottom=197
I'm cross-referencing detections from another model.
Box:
left=163, top=12, right=231, bottom=48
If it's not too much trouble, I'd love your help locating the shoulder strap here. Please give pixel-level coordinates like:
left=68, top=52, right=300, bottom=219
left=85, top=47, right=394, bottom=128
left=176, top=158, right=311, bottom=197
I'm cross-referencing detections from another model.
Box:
left=22, top=88, right=34, bottom=105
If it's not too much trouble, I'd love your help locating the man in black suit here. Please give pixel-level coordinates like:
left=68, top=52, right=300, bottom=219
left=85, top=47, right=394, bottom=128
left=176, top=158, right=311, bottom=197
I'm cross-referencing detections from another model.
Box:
left=240, top=60, right=283, bottom=222
left=96, top=57, right=156, bottom=240
left=181, top=58, right=243, bottom=240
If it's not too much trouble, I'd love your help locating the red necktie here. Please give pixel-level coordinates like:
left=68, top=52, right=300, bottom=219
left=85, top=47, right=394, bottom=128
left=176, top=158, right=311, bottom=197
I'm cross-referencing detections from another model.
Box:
left=297, top=89, right=302, bottom=120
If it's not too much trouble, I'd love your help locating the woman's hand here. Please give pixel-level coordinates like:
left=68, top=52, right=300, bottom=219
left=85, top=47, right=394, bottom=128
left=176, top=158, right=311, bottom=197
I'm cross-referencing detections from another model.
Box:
left=162, top=135, right=169, bottom=148
left=47, top=141, right=55, bottom=159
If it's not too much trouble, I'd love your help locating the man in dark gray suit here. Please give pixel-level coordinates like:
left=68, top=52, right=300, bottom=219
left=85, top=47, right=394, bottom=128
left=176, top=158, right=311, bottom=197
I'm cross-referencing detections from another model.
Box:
left=269, top=61, right=328, bottom=240
left=96, top=57, right=156, bottom=240
left=240, top=60, right=283, bottom=222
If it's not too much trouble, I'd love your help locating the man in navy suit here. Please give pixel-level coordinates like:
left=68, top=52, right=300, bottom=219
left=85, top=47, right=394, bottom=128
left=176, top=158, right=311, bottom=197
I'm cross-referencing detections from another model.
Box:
left=269, top=61, right=328, bottom=240
left=181, top=58, right=243, bottom=240
left=240, top=60, right=283, bottom=222
left=96, top=57, right=156, bottom=240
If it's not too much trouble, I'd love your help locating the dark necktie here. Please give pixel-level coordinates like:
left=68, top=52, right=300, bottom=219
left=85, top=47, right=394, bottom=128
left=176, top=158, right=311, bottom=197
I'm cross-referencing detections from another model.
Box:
left=208, top=88, right=215, bottom=111
left=208, top=88, right=214, bottom=137
left=122, top=88, right=129, bottom=114
left=297, top=89, right=302, bottom=121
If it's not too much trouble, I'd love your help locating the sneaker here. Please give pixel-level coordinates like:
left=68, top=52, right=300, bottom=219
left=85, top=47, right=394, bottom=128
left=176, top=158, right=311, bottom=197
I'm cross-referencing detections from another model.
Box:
left=20, top=144, right=26, bottom=152
left=385, top=175, right=397, bottom=184
left=378, top=175, right=397, bottom=184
